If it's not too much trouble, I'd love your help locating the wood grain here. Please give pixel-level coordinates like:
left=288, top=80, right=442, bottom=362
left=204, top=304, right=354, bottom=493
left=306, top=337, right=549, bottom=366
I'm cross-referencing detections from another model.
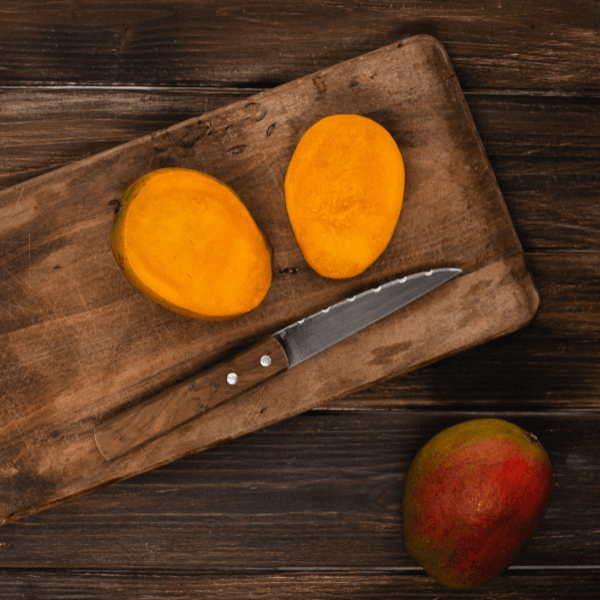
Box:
left=0, top=569, right=599, bottom=599
left=0, top=0, right=599, bottom=93
left=336, top=252, right=600, bottom=408
left=0, top=88, right=253, bottom=190
left=0, top=36, right=537, bottom=522
left=2, top=91, right=598, bottom=251
left=0, top=411, right=597, bottom=570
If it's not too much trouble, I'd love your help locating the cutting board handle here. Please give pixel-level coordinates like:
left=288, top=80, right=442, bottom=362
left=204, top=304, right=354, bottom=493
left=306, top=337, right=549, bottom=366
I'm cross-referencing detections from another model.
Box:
left=94, top=336, right=289, bottom=461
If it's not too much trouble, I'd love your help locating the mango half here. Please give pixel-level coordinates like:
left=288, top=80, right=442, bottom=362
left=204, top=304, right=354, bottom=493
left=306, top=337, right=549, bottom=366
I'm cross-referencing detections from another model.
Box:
left=111, top=168, right=272, bottom=321
left=284, top=114, right=405, bottom=279
left=403, top=418, right=553, bottom=589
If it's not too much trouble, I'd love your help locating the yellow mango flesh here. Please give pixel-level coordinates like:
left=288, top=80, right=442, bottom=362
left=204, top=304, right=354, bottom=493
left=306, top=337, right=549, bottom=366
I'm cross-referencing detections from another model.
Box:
left=285, top=114, right=405, bottom=279
left=111, top=168, right=272, bottom=321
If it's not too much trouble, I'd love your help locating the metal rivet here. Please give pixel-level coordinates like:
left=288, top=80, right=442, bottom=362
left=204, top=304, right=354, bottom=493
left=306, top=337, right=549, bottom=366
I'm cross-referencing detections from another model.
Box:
left=260, top=355, right=272, bottom=367
left=227, top=372, right=238, bottom=385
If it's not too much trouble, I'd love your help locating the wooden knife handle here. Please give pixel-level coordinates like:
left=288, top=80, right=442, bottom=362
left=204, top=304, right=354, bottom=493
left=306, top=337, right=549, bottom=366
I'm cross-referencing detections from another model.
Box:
left=94, top=336, right=289, bottom=461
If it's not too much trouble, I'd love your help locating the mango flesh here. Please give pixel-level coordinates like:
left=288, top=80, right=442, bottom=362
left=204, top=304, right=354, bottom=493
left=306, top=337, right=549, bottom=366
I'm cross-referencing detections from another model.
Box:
left=111, top=168, right=272, bottom=321
left=284, top=114, right=405, bottom=279
left=403, top=418, right=553, bottom=589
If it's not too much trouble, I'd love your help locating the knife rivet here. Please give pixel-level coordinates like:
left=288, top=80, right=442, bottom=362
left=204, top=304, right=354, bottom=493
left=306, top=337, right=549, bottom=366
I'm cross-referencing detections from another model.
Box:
left=227, top=372, right=238, bottom=385
left=260, top=355, right=272, bottom=367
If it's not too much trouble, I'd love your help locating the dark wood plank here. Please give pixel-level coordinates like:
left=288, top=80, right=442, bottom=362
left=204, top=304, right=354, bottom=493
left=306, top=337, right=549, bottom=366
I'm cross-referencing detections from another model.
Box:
left=0, top=88, right=253, bottom=190
left=0, top=410, right=597, bottom=570
left=1, top=1, right=599, bottom=93
left=0, top=568, right=599, bottom=599
left=335, top=252, right=600, bottom=408
left=471, top=94, right=600, bottom=252
left=2, top=91, right=598, bottom=252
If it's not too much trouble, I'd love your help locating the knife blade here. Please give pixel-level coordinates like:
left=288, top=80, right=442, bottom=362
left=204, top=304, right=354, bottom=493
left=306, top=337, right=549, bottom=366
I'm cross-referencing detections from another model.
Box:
left=94, top=267, right=462, bottom=460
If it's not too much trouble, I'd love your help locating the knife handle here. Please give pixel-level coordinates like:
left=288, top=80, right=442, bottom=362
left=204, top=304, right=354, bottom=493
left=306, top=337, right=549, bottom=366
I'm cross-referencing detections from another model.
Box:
left=94, top=336, right=289, bottom=461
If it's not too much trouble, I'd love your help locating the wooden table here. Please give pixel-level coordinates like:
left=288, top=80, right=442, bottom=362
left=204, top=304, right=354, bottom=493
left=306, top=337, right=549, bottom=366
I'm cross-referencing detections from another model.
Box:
left=1, top=1, right=599, bottom=597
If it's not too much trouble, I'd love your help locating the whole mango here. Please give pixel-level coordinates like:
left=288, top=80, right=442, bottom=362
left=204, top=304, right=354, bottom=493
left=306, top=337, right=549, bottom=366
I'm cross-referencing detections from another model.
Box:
left=403, top=418, right=553, bottom=589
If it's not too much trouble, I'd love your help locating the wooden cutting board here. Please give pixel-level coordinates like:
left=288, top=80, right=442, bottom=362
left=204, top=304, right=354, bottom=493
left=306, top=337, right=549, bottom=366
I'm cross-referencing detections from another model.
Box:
left=0, top=35, right=538, bottom=524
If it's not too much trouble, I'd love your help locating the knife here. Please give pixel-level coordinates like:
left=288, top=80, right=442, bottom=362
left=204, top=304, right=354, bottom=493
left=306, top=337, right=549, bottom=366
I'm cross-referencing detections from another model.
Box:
left=94, top=267, right=462, bottom=460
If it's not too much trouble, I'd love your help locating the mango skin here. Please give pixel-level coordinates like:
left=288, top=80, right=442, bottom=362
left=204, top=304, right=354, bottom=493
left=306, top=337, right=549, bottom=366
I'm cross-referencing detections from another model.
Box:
left=403, top=418, right=553, bottom=589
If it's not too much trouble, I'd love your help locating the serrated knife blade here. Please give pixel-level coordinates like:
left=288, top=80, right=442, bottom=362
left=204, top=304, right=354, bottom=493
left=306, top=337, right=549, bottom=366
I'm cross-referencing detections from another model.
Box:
left=95, top=267, right=462, bottom=460
left=274, top=268, right=462, bottom=368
